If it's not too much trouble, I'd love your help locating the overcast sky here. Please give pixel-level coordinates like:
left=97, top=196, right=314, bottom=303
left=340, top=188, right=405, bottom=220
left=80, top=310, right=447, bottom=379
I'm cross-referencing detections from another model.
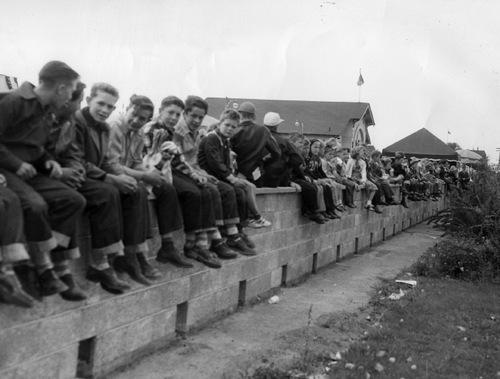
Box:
left=2, top=0, right=499, bottom=161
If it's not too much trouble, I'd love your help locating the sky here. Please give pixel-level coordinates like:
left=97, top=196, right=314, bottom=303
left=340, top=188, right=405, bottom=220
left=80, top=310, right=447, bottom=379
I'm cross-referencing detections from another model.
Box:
left=1, top=0, right=499, bottom=161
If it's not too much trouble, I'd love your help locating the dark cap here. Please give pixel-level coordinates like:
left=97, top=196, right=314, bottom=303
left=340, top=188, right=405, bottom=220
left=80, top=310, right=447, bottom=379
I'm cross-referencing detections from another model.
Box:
left=238, top=102, right=256, bottom=115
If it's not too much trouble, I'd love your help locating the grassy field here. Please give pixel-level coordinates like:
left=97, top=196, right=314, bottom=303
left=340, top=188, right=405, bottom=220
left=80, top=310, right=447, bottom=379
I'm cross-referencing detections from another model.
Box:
left=251, top=276, right=500, bottom=379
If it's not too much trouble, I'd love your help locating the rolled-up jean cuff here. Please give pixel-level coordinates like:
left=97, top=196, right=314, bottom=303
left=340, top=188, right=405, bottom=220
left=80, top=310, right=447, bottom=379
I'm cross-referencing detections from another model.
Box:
left=124, top=241, right=149, bottom=255
left=223, top=217, right=240, bottom=226
left=1, top=243, right=30, bottom=263
left=28, top=237, right=58, bottom=255
left=92, top=241, right=125, bottom=256
left=52, top=230, right=71, bottom=248
left=52, top=248, right=81, bottom=262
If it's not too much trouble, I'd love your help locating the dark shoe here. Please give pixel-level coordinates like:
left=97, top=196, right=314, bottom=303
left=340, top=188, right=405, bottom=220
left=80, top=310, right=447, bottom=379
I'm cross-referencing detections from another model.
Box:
left=0, top=270, right=35, bottom=308
left=227, top=236, right=256, bottom=256
left=13, top=262, right=42, bottom=301
left=59, top=274, right=88, bottom=301
left=401, top=198, right=409, bottom=208
left=239, top=232, right=256, bottom=249
left=328, top=210, right=341, bottom=219
left=185, top=245, right=222, bottom=269
left=156, top=240, right=194, bottom=268
left=374, top=205, right=383, bottom=214
left=387, top=200, right=400, bottom=206
left=210, top=239, right=238, bottom=259
left=86, top=266, right=130, bottom=295
left=365, top=204, right=375, bottom=212
left=38, top=269, right=68, bottom=297
left=379, top=201, right=388, bottom=206
left=309, top=212, right=326, bottom=224
left=321, top=211, right=334, bottom=220
left=346, top=203, right=356, bottom=208
left=114, top=255, right=152, bottom=286
left=137, top=253, right=162, bottom=279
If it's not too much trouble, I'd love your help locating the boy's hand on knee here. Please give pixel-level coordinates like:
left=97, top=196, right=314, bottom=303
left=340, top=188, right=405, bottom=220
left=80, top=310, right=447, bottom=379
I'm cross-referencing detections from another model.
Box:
left=16, top=162, right=37, bottom=180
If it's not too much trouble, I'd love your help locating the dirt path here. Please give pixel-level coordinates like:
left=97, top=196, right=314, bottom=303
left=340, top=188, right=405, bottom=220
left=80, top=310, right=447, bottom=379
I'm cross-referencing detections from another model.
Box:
left=108, top=223, right=441, bottom=379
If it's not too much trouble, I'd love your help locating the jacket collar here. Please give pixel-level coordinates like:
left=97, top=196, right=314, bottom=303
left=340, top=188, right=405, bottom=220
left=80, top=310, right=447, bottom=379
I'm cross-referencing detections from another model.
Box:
left=79, top=107, right=110, bottom=132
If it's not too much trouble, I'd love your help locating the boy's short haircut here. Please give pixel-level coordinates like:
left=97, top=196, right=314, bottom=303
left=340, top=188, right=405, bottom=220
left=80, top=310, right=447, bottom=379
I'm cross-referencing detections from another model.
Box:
left=395, top=151, right=405, bottom=159
left=129, top=94, right=154, bottom=114
left=219, top=109, right=240, bottom=123
left=39, top=61, right=80, bottom=87
left=371, top=150, right=382, bottom=158
left=288, top=132, right=305, bottom=142
left=184, top=96, right=208, bottom=114
left=160, top=96, right=184, bottom=111
left=71, top=82, right=86, bottom=102
left=89, top=82, right=119, bottom=99
left=351, top=145, right=364, bottom=159
left=324, top=145, right=334, bottom=155
left=336, top=147, right=349, bottom=154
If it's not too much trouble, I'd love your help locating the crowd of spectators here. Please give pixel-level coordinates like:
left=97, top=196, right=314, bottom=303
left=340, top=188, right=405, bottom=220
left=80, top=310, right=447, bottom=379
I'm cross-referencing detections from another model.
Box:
left=0, top=61, right=468, bottom=308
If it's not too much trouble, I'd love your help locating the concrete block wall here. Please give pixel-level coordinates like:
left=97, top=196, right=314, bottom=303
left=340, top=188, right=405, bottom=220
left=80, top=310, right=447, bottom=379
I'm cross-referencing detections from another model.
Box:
left=0, top=186, right=446, bottom=378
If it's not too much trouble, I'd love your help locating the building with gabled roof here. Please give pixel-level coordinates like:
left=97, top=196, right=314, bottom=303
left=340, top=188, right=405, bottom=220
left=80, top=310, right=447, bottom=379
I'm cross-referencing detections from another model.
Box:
left=204, top=97, right=375, bottom=149
left=382, top=128, right=459, bottom=160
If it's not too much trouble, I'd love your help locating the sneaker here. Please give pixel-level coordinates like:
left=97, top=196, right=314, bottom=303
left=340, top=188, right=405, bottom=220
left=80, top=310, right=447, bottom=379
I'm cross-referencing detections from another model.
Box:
left=227, top=236, right=256, bottom=256
left=247, top=217, right=272, bottom=228
left=210, top=239, right=238, bottom=259
left=38, top=268, right=68, bottom=297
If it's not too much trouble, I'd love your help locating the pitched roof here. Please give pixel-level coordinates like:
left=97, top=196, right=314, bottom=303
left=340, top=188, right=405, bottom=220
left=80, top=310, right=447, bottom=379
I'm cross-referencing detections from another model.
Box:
left=382, top=128, right=459, bottom=160
left=471, top=149, right=487, bottom=159
left=204, top=97, right=374, bottom=136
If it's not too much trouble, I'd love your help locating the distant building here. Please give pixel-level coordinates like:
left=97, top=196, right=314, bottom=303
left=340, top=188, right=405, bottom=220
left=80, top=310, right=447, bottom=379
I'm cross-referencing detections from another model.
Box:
left=204, top=97, right=375, bottom=149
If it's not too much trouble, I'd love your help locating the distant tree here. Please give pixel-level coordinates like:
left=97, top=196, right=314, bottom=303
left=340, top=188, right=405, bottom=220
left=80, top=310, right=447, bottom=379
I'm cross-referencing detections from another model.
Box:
left=447, top=142, right=461, bottom=150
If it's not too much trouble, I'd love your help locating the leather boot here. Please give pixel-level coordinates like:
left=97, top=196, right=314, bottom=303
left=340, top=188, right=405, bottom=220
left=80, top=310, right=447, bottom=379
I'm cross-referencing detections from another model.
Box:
left=86, top=266, right=130, bottom=295
left=38, top=268, right=68, bottom=297
left=184, top=245, right=221, bottom=269
left=0, top=270, right=35, bottom=308
left=156, top=240, right=193, bottom=268
left=59, top=273, right=88, bottom=301
left=13, top=262, right=42, bottom=301
left=239, top=231, right=256, bottom=249
left=210, top=239, right=238, bottom=259
left=136, top=253, right=162, bottom=279
left=226, top=235, right=256, bottom=256
left=114, top=255, right=152, bottom=286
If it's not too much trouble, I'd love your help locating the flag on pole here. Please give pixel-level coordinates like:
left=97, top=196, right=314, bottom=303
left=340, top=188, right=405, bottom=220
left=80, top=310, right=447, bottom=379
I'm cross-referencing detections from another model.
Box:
left=448, top=130, right=451, bottom=135
left=357, top=73, right=364, bottom=86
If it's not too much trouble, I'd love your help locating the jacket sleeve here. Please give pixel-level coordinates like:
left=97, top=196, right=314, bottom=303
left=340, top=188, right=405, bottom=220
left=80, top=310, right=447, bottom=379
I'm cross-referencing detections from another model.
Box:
left=265, top=130, right=281, bottom=160
left=74, top=119, right=108, bottom=180
left=107, top=126, right=141, bottom=178
left=0, top=95, right=26, bottom=172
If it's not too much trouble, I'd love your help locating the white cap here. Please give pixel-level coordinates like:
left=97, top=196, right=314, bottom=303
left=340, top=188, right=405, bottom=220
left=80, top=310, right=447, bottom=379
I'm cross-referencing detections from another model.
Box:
left=263, top=112, right=284, bottom=127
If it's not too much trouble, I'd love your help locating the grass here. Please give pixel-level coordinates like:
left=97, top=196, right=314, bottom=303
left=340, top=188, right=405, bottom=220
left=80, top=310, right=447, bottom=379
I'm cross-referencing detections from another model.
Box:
left=249, top=276, right=500, bottom=379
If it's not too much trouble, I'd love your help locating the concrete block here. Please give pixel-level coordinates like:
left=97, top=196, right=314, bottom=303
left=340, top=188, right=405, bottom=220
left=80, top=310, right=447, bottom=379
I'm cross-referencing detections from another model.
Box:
left=286, top=256, right=314, bottom=284
left=246, top=271, right=272, bottom=300
left=0, top=343, right=78, bottom=379
left=270, top=267, right=283, bottom=288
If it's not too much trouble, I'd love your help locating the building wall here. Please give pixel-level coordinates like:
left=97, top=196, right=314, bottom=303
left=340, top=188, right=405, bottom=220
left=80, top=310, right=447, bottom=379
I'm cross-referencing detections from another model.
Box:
left=0, top=186, right=445, bottom=379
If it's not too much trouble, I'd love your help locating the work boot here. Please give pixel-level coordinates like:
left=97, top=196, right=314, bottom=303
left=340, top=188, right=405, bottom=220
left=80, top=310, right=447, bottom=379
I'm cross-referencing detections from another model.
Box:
left=86, top=266, right=130, bottom=295
left=114, top=255, right=152, bottom=286
left=59, top=273, right=87, bottom=301
left=239, top=231, right=256, bottom=249
left=137, top=253, right=162, bottom=279
left=38, top=268, right=68, bottom=297
left=210, top=239, right=238, bottom=259
left=226, top=235, right=256, bottom=256
left=156, top=240, right=193, bottom=268
left=374, top=205, right=383, bottom=214
left=308, top=211, right=326, bottom=224
left=0, top=269, right=35, bottom=308
left=13, top=262, right=42, bottom=301
left=401, top=197, right=409, bottom=208
left=184, top=245, right=221, bottom=269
